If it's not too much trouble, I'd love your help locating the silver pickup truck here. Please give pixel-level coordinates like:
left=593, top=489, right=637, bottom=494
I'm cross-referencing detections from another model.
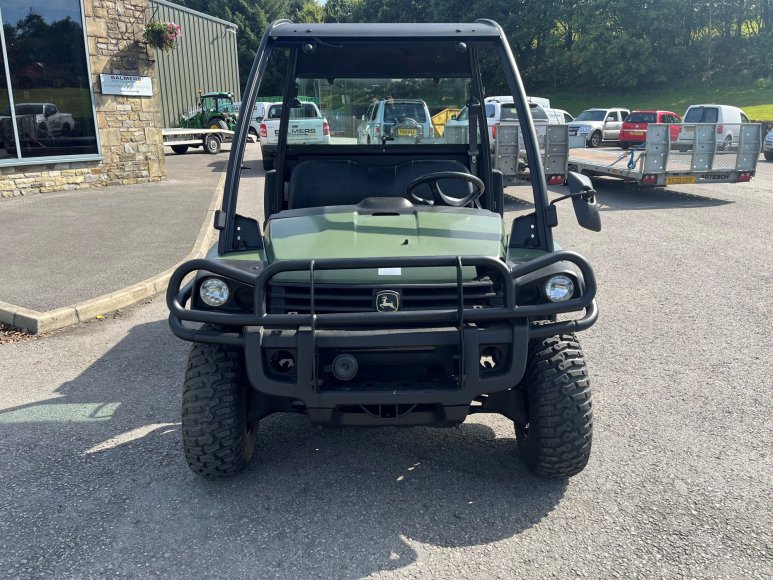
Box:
left=259, top=101, right=330, bottom=170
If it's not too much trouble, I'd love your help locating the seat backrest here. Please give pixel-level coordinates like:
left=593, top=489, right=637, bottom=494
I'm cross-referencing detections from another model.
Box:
left=288, top=159, right=471, bottom=209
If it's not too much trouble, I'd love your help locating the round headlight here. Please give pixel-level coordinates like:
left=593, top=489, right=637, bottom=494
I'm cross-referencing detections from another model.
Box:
left=199, top=277, right=230, bottom=307
left=545, top=275, right=575, bottom=302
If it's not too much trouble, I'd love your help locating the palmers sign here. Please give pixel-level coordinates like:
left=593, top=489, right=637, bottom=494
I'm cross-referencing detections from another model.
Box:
left=100, top=74, right=153, bottom=97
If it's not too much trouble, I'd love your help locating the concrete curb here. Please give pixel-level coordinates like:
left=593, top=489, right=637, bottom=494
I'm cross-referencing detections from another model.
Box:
left=1, top=172, right=226, bottom=334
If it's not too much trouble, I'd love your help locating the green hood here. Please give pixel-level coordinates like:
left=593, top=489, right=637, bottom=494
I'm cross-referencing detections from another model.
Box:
left=263, top=208, right=505, bottom=283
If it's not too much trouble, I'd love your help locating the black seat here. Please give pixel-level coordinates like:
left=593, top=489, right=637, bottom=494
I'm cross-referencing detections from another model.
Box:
left=288, top=159, right=472, bottom=209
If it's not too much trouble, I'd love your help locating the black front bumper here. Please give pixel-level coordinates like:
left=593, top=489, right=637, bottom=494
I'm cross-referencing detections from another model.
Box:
left=167, top=253, right=597, bottom=425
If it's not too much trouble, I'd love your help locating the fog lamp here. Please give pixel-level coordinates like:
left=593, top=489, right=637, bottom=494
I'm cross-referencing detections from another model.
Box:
left=199, top=277, right=230, bottom=307
left=545, top=275, right=574, bottom=302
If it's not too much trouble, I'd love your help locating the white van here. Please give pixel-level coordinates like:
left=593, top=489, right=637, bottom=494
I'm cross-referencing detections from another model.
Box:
left=677, top=104, right=751, bottom=149
left=233, top=101, right=272, bottom=140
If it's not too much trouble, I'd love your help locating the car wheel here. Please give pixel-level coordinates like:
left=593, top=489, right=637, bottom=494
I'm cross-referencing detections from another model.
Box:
left=619, top=141, right=629, bottom=150
left=182, top=332, right=258, bottom=479
left=204, top=133, right=222, bottom=154
left=514, top=333, right=592, bottom=478
left=765, top=151, right=773, bottom=161
left=248, top=127, right=259, bottom=141
left=171, top=145, right=189, bottom=155
left=588, top=131, right=602, bottom=148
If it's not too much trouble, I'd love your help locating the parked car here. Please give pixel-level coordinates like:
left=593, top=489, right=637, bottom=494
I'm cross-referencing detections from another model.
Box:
left=357, top=99, right=433, bottom=144
left=568, top=108, right=630, bottom=148
left=260, top=101, right=330, bottom=170
left=618, top=110, right=681, bottom=149
left=676, top=104, right=751, bottom=150
left=764, top=127, right=773, bottom=161
left=0, top=102, right=75, bottom=137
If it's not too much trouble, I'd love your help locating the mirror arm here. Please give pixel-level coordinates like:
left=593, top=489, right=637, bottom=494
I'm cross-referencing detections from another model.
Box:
left=550, top=191, right=595, bottom=206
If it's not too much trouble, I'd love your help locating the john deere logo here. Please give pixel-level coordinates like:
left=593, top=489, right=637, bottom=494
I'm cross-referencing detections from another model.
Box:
left=375, top=290, right=400, bottom=312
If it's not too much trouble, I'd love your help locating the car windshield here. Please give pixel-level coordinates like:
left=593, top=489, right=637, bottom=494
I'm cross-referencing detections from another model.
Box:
left=383, top=102, right=428, bottom=123
left=684, top=107, right=719, bottom=123
left=267, top=103, right=321, bottom=120
left=575, top=110, right=606, bottom=122
left=626, top=112, right=657, bottom=123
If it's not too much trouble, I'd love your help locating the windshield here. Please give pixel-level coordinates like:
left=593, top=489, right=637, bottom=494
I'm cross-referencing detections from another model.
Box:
left=625, top=112, right=657, bottom=123
left=575, top=110, right=606, bottom=122
left=684, top=107, right=718, bottom=123
left=295, top=77, right=468, bottom=145
left=267, top=103, right=321, bottom=120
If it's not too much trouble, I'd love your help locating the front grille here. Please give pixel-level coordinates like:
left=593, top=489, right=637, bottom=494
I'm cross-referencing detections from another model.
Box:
left=266, top=280, right=503, bottom=314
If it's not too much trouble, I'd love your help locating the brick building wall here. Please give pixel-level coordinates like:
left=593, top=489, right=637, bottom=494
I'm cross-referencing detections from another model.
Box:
left=0, top=0, right=165, bottom=197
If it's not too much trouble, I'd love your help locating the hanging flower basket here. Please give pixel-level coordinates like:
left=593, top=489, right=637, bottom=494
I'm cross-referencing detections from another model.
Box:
left=143, top=21, right=182, bottom=51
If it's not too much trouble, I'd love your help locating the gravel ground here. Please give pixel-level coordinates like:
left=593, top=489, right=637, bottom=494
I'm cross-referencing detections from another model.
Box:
left=0, top=153, right=771, bottom=578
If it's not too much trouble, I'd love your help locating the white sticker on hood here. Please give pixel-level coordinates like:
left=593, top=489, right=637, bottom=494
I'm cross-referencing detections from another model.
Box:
left=378, top=268, right=401, bottom=276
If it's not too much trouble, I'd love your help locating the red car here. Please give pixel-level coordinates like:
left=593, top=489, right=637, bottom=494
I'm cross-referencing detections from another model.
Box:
left=618, top=110, right=682, bottom=149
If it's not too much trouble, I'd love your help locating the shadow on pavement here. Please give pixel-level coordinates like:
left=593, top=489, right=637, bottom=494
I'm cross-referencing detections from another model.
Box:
left=0, top=319, right=567, bottom=577
left=587, top=178, right=734, bottom=212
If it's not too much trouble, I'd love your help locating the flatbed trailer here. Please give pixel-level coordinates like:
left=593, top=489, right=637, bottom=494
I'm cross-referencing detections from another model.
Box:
left=567, top=123, right=762, bottom=186
left=162, top=128, right=256, bottom=155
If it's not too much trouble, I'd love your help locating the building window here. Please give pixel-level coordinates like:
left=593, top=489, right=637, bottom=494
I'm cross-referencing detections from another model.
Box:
left=0, top=0, right=99, bottom=164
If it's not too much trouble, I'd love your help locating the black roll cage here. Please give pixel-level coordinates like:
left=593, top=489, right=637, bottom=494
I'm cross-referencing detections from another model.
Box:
left=218, top=20, right=553, bottom=255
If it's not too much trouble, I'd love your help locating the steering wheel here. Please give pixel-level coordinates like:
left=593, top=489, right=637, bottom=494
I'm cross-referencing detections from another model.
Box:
left=407, top=171, right=485, bottom=207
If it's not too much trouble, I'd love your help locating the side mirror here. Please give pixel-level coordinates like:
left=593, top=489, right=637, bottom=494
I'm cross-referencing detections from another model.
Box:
left=566, top=172, right=601, bottom=232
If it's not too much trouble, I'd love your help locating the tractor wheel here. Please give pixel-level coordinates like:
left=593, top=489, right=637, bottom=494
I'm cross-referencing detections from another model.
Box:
left=204, top=134, right=222, bottom=154
left=588, top=131, right=602, bottom=148
left=210, top=119, right=229, bottom=131
left=514, top=333, right=593, bottom=478
left=182, top=331, right=258, bottom=479
left=262, top=156, right=274, bottom=171
left=171, top=145, right=189, bottom=155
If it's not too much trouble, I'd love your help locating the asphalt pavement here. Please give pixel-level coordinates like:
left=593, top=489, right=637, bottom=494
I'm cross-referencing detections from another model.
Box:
left=0, top=152, right=771, bottom=578
left=0, top=148, right=237, bottom=312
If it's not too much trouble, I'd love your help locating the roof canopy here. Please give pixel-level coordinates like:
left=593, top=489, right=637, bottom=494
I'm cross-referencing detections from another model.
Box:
left=267, top=21, right=505, bottom=79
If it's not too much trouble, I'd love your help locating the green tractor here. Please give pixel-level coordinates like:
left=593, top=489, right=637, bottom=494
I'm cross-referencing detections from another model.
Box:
left=179, top=91, right=238, bottom=131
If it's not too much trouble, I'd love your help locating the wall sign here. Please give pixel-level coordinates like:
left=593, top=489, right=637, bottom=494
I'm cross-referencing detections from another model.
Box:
left=100, top=74, right=153, bottom=97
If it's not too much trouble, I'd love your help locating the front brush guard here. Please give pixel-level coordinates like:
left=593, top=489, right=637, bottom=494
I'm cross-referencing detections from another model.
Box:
left=167, top=251, right=598, bottom=346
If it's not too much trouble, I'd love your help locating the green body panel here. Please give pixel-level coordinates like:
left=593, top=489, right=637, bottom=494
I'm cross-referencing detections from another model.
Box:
left=256, top=210, right=505, bottom=283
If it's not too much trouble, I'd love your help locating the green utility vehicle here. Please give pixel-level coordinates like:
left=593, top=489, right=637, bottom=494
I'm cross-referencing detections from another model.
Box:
left=178, top=91, right=238, bottom=132
left=167, top=21, right=602, bottom=480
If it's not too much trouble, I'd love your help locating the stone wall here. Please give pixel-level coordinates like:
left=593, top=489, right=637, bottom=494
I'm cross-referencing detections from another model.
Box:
left=0, top=0, right=165, bottom=197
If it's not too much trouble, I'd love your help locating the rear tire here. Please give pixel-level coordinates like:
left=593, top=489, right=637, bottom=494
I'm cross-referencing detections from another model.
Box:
left=210, top=119, right=229, bottom=131
left=515, top=333, right=592, bottom=478
left=765, top=151, right=773, bottom=161
left=171, top=145, right=189, bottom=155
left=619, top=141, right=629, bottom=150
left=204, top=133, right=221, bottom=154
left=588, top=131, right=602, bottom=148
left=182, top=334, right=257, bottom=479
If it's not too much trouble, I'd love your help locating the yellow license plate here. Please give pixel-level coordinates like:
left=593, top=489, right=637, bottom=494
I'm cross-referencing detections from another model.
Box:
left=397, top=128, right=417, bottom=137
left=666, top=175, right=696, bottom=185
left=630, top=131, right=644, bottom=136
